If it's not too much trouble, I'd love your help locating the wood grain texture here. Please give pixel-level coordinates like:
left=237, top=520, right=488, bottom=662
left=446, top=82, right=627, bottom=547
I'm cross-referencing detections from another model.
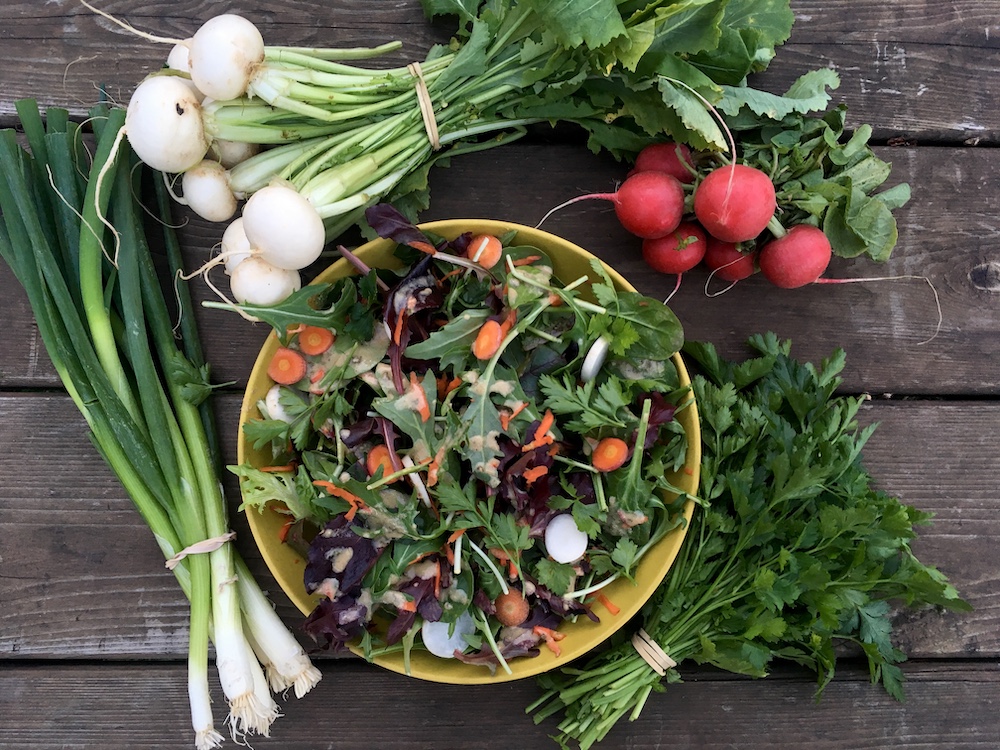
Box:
left=0, top=394, right=987, bottom=659
left=0, top=144, right=998, bottom=396
left=0, top=660, right=997, bottom=749
left=0, top=1, right=997, bottom=141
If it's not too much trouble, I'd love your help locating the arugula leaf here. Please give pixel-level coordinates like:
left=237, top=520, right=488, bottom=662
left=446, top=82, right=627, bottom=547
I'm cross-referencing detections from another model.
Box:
left=404, top=308, right=489, bottom=371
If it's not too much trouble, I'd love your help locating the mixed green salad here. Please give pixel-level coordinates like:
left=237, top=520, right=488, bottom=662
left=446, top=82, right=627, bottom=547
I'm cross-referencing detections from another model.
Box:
left=233, top=205, right=693, bottom=674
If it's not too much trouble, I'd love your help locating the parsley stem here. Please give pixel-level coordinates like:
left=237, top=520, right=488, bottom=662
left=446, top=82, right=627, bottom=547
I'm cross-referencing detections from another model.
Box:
left=475, top=610, right=513, bottom=675
left=467, top=540, right=510, bottom=596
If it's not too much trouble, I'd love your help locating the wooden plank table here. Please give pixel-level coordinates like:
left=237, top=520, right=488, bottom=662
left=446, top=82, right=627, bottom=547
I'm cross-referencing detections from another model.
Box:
left=1, top=1, right=998, bottom=747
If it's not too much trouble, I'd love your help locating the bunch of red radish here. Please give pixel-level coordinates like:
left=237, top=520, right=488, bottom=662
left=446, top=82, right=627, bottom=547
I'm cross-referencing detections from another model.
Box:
left=599, top=142, right=832, bottom=289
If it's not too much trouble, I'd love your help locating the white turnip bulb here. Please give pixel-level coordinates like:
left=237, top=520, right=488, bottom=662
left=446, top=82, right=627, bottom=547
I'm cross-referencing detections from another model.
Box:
left=241, top=183, right=326, bottom=271
left=188, top=14, right=265, bottom=101
left=125, top=75, right=209, bottom=174
left=228, top=256, right=301, bottom=306
left=221, top=218, right=252, bottom=274
left=181, top=160, right=237, bottom=222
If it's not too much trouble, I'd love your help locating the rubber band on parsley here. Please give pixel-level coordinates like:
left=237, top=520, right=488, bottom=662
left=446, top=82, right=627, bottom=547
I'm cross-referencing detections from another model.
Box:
left=231, top=205, right=694, bottom=674
left=528, top=333, right=970, bottom=749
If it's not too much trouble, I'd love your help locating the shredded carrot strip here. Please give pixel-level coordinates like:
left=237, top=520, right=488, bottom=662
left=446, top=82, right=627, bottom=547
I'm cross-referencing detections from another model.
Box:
left=313, top=480, right=368, bottom=521
left=511, top=255, right=542, bottom=266
left=277, top=519, right=295, bottom=543
left=535, top=409, right=555, bottom=441
left=399, top=598, right=417, bottom=613
left=533, top=626, right=566, bottom=656
left=444, top=543, right=455, bottom=566
left=434, top=560, right=442, bottom=598
left=596, top=592, right=620, bottom=616
left=409, top=371, right=432, bottom=422
left=393, top=310, right=406, bottom=345
left=499, top=307, right=518, bottom=336
left=259, top=464, right=296, bottom=473
left=411, top=240, right=437, bottom=255
left=508, top=559, right=518, bottom=578
left=409, top=550, right=436, bottom=565
left=522, top=410, right=556, bottom=452
left=500, top=400, right=529, bottom=431
left=448, top=528, right=467, bottom=544
left=523, top=465, right=549, bottom=485
left=309, top=367, right=326, bottom=384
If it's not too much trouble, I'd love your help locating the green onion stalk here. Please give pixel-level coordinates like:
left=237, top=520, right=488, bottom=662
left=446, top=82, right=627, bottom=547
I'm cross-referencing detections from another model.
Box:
left=0, top=100, right=320, bottom=749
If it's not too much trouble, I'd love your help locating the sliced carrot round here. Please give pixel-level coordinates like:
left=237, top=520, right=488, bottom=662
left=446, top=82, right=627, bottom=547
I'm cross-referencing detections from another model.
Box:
left=466, top=234, right=503, bottom=269
left=592, top=436, right=629, bottom=472
left=366, top=444, right=394, bottom=479
left=297, top=325, right=335, bottom=355
left=472, top=319, right=504, bottom=360
left=267, top=346, right=307, bottom=385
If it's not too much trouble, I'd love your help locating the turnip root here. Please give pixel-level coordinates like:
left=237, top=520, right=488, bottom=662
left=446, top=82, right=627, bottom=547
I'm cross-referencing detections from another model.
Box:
left=125, top=75, right=210, bottom=174
left=241, top=183, right=326, bottom=271
left=181, top=160, right=237, bottom=222
left=228, top=256, right=302, bottom=305
left=221, top=218, right=253, bottom=274
left=188, top=15, right=265, bottom=101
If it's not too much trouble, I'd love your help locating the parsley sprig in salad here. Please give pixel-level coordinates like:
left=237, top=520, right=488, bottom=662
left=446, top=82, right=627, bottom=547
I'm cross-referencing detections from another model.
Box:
left=233, top=205, right=692, bottom=673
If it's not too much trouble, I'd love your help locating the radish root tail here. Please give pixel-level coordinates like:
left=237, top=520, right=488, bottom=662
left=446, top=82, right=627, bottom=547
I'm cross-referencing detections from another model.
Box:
left=814, top=274, right=944, bottom=346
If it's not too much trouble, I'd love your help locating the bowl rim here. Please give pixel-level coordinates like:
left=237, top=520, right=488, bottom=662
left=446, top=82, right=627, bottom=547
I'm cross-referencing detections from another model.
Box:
left=237, top=218, right=701, bottom=684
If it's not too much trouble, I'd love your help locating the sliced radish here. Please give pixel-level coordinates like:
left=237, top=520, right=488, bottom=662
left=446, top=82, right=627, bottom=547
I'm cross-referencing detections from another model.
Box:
left=544, top=514, right=588, bottom=564
left=421, top=611, right=475, bottom=658
left=263, top=384, right=295, bottom=423
left=580, top=336, right=609, bottom=383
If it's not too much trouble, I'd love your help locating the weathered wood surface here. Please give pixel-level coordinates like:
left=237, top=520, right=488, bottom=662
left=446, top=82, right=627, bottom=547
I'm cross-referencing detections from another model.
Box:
left=1, top=0, right=999, bottom=749
left=0, top=1, right=998, bottom=142
left=2, top=143, right=999, bottom=396
left=1, top=661, right=998, bottom=748
left=1, top=394, right=993, bottom=660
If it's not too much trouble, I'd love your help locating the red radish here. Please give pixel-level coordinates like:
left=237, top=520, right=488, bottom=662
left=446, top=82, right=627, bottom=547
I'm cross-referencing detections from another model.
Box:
left=758, top=225, right=832, bottom=289
left=539, top=171, right=685, bottom=239
left=642, top=222, right=707, bottom=275
left=633, top=142, right=695, bottom=183
left=693, top=164, right=776, bottom=243
left=703, top=237, right=757, bottom=282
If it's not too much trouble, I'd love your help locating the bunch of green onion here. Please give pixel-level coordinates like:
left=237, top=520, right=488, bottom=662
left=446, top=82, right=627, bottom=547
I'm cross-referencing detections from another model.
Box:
left=0, top=99, right=320, bottom=749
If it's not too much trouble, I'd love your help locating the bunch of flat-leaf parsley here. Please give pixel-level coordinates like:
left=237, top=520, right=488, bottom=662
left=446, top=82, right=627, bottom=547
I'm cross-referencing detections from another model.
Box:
left=529, top=333, right=969, bottom=749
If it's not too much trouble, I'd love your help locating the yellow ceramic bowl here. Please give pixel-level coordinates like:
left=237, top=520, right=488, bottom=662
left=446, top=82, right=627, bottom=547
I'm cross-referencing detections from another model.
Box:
left=238, top=219, right=701, bottom=684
